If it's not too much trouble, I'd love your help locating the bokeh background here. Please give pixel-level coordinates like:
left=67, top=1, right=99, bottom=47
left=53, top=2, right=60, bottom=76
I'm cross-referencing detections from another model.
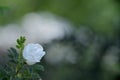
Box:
left=0, top=0, right=120, bottom=80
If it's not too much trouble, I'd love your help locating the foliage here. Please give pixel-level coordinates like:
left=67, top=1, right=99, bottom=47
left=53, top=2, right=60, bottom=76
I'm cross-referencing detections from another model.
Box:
left=0, top=36, right=44, bottom=80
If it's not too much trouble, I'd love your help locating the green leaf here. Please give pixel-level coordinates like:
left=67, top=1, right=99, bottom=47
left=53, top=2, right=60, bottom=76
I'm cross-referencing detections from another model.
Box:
left=16, top=36, right=26, bottom=50
left=17, top=39, right=21, bottom=45
left=7, top=47, right=19, bottom=64
left=33, top=64, right=44, bottom=71
left=9, top=47, right=18, bottom=57
left=16, top=45, right=20, bottom=49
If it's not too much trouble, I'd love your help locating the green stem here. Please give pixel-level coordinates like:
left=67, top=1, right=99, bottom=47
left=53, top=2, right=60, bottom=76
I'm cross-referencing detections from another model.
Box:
left=15, top=64, right=25, bottom=76
left=19, top=45, right=23, bottom=59
left=15, top=45, right=24, bottom=79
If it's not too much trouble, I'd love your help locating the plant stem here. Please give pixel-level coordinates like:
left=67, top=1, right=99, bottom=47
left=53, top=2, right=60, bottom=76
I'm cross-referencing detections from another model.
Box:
left=15, top=44, right=24, bottom=79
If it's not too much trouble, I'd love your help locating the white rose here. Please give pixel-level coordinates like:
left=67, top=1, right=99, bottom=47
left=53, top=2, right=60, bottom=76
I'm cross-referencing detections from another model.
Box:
left=23, top=43, right=45, bottom=65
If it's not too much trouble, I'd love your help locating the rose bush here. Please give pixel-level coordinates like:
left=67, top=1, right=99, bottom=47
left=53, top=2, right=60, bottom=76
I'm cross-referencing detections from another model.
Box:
left=0, top=36, right=46, bottom=80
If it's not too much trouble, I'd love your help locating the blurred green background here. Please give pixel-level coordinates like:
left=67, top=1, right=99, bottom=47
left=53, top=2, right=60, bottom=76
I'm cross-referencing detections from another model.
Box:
left=0, top=0, right=120, bottom=80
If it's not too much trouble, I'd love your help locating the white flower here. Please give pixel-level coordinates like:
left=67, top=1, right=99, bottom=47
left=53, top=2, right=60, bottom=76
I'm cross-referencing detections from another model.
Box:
left=23, top=43, right=45, bottom=65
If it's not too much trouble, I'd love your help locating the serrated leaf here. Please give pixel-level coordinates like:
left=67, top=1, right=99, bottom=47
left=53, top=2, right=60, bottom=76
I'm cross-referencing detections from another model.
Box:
left=22, top=39, right=26, bottom=43
left=17, top=39, right=21, bottom=45
left=9, top=59, right=18, bottom=63
left=20, top=36, right=22, bottom=40
left=10, top=47, right=18, bottom=57
left=16, top=45, right=20, bottom=49
left=7, top=49, right=12, bottom=54
left=7, top=47, right=19, bottom=64
left=8, top=53, right=14, bottom=58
